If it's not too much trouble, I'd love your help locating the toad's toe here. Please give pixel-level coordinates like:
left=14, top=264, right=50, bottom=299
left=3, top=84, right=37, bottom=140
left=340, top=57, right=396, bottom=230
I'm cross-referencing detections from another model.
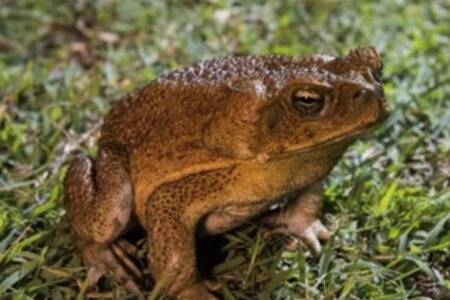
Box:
left=78, top=238, right=143, bottom=296
left=297, top=220, right=331, bottom=255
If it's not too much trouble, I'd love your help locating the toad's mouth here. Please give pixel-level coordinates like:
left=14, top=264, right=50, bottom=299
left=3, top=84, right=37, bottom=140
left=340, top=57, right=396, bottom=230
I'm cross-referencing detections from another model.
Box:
left=271, top=120, right=386, bottom=161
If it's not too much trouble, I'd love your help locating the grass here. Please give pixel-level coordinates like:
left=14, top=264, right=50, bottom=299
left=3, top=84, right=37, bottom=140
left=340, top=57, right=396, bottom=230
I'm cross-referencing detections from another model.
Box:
left=0, top=0, right=449, bottom=299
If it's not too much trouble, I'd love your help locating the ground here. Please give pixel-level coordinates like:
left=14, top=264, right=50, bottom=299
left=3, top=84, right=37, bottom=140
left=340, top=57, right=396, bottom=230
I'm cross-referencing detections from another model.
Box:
left=0, top=1, right=449, bottom=299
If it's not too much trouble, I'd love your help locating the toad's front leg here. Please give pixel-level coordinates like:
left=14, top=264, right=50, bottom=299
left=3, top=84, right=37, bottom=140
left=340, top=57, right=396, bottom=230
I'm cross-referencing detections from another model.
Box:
left=263, top=183, right=332, bottom=255
left=146, top=178, right=219, bottom=300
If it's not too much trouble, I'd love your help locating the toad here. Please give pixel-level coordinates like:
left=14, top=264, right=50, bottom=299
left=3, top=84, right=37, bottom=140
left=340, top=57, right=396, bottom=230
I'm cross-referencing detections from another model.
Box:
left=64, top=47, right=388, bottom=299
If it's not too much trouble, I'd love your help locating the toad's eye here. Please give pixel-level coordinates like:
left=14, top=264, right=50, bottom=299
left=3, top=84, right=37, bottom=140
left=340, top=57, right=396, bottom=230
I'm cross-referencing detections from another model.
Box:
left=291, top=89, right=327, bottom=117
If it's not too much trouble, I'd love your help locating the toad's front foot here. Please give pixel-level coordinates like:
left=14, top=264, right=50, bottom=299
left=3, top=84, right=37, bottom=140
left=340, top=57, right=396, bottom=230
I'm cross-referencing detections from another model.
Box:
left=263, top=183, right=332, bottom=255
left=297, top=219, right=331, bottom=254
left=264, top=219, right=331, bottom=255
left=76, top=237, right=144, bottom=296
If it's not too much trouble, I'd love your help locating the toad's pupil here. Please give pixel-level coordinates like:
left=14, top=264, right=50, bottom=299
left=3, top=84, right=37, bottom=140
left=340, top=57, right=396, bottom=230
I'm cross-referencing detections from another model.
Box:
left=292, top=90, right=324, bottom=110
left=294, top=96, right=318, bottom=107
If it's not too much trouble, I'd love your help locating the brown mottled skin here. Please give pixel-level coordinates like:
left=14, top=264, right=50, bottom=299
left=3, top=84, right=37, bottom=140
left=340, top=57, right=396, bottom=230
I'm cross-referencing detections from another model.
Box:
left=64, top=47, right=388, bottom=299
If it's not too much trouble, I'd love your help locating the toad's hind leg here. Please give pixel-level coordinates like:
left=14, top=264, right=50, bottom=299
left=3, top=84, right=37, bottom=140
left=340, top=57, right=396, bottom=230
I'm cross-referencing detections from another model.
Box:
left=64, top=144, right=142, bottom=294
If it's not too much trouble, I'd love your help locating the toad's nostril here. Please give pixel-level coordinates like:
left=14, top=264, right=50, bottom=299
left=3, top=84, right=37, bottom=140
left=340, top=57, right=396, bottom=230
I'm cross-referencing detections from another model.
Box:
left=353, top=89, right=372, bottom=101
left=353, top=90, right=362, bottom=99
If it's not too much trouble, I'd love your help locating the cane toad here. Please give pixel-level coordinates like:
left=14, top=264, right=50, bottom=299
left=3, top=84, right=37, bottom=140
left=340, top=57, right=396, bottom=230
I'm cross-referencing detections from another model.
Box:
left=64, top=47, right=388, bottom=299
